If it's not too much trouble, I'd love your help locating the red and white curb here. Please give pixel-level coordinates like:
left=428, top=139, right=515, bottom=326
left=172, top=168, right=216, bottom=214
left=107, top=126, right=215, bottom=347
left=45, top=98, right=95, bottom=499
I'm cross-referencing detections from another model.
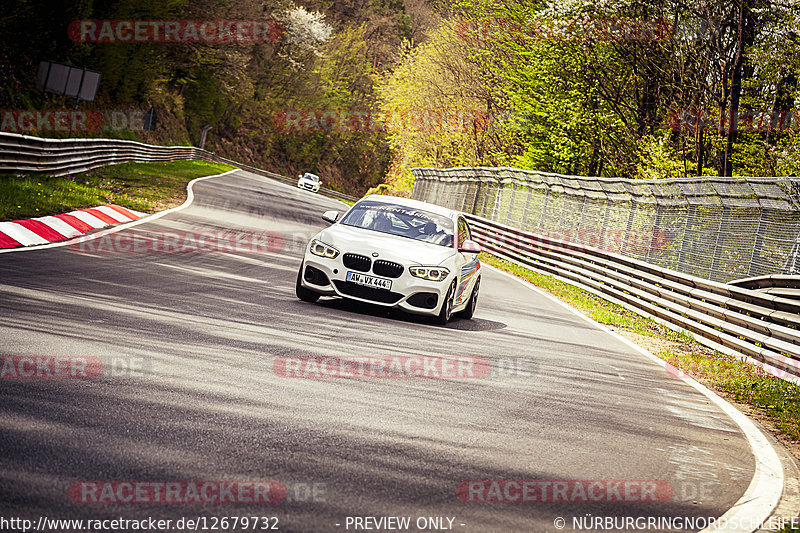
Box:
left=0, top=205, right=146, bottom=249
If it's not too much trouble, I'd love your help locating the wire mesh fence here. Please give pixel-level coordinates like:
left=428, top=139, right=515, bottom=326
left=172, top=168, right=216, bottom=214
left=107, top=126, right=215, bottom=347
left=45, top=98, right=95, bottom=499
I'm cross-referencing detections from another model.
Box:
left=410, top=167, right=800, bottom=283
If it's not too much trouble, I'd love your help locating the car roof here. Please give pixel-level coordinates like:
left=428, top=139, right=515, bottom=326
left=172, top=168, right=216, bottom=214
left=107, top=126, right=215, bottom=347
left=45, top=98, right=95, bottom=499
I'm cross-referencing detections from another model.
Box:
left=359, top=194, right=461, bottom=219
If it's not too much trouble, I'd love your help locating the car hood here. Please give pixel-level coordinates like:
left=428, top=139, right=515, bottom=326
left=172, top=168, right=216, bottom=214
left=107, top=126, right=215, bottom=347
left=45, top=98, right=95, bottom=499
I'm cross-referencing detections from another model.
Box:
left=317, top=224, right=456, bottom=266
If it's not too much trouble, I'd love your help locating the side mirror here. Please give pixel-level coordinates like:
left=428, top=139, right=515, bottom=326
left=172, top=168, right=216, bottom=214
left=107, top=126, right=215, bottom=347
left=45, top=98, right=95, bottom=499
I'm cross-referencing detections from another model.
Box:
left=298, top=174, right=303, bottom=178
left=322, top=210, right=339, bottom=223
left=459, top=239, right=481, bottom=254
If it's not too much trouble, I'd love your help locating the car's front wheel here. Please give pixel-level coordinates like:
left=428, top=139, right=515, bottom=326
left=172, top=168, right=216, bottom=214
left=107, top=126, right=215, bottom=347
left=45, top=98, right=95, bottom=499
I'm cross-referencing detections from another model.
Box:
left=434, top=282, right=455, bottom=325
left=457, top=278, right=479, bottom=319
left=296, top=264, right=320, bottom=303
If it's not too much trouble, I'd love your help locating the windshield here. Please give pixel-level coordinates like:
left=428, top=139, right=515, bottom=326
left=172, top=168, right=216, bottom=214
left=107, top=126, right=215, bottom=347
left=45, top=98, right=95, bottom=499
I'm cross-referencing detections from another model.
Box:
left=303, top=173, right=319, bottom=182
left=339, top=199, right=454, bottom=247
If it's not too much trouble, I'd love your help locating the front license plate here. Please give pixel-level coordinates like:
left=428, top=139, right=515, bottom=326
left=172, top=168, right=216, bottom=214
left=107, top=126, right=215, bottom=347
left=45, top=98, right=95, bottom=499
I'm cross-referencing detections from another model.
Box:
left=346, top=271, right=392, bottom=290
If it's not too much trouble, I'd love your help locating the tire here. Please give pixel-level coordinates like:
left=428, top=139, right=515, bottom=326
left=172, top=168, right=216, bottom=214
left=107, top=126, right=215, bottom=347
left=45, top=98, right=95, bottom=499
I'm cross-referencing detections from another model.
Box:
left=434, top=283, right=455, bottom=325
left=296, top=264, right=320, bottom=303
left=457, top=278, right=480, bottom=319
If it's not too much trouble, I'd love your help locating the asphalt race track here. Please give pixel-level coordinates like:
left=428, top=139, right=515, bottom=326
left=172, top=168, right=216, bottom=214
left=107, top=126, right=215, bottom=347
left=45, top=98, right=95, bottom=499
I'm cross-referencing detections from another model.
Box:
left=0, top=170, right=757, bottom=532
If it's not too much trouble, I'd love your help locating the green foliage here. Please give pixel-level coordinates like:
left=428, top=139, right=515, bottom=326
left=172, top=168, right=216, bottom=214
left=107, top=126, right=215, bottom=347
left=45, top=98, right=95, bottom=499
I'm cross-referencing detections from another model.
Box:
left=378, top=20, right=510, bottom=191
left=4, top=0, right=799, bottom=196
left=776, top=133, right=800, bottom=176
left=183, top=70, right=228, bottom=143
left=501, top=42, right=631, bottom=176
left=378, top=0, right=800, bottom=189
left=635, top=133, right=690, bottom=180
left=255, top=23, right=392, bottom=193
left=1, top=0, right=426, bottom=196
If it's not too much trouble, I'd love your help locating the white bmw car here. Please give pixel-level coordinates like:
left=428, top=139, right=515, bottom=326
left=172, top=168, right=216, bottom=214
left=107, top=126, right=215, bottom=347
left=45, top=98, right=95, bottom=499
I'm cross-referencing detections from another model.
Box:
left=297, top=172, right=321, bottom=193
left=296, top=195, right=482, bottom=324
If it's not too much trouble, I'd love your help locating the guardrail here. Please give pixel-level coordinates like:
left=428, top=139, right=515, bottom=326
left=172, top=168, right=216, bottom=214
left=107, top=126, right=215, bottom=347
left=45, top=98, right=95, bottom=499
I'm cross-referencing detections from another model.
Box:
left=0, top=132, right=357, bottom=203
left=466, top=213, right=800, bottom=383
left=729, top=274, right=800, bottom=302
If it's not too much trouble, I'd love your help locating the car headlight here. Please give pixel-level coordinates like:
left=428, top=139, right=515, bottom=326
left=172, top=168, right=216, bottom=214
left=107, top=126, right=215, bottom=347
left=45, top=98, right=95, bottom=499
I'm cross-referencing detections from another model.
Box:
left=410, top=266, right=450, bottom=282
left=310, top=239, right=339, bottom=258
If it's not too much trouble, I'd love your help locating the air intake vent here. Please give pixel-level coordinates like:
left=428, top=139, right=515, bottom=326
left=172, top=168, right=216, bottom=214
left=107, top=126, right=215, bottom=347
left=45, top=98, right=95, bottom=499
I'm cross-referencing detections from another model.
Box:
left=407, top=292, right=438, bottom=309
left=333, top=281, right=403, bottom=304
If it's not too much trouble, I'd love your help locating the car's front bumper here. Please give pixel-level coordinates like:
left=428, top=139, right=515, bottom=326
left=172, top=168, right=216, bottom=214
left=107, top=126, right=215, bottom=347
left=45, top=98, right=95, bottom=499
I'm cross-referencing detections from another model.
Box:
left=298, top=182, right=319, bottom=192
left=299, top=254, right=451, bottom=316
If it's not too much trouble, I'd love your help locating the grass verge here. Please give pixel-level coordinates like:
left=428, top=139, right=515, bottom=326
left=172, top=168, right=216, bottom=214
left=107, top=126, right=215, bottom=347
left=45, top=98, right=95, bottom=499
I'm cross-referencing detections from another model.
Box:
left=481, top=252, right=800, bottom=445
left=0, top=160, right=234, bottom=221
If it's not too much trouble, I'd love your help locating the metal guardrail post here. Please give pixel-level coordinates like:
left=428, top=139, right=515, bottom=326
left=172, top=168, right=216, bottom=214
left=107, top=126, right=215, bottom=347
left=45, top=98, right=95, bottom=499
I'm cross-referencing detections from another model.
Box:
left=709, top=206, right=731, bottom=280
left=506, top=181, right=517, bottom=225
left=598, top=201, right=611, bottom=249
left=460, top=177, right=469, bottom=212
left=490, top=172, right=501, bottom=222
left=481, top=178, right=491, bottom=217
left=748, top=209, right=767, bottom=277
left=619, top=202, right=637, bottom=255
left=676, top=204, right=696, bottom=273
left=646, top=204, right=664, bottom=263
left=577, top=193, right=588, bottom=235
left=538, top=188, right=551, bottom=230
left=521, top=181, right=533, bottom=231
left=411, top=175, right=420, bottom=200
left=471, top=181, right=481, bottom=215
left=557, top=192, right=569, bottom=232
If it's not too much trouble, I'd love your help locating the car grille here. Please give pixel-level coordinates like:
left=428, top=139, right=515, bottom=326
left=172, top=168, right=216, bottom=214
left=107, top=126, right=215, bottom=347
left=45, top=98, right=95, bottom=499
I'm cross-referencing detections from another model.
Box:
left=333, top=280, right=403, bottom=304
left=372, top=260, right=404, bottom=278
left=343, top=253, right=371, bottom=272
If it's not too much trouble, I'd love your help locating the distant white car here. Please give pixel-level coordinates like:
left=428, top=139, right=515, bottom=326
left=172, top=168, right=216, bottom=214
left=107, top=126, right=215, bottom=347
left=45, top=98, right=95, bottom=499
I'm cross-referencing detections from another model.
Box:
left=296, top=195, right=482, bottom=324
left=297, top=172, right=320, bottom=193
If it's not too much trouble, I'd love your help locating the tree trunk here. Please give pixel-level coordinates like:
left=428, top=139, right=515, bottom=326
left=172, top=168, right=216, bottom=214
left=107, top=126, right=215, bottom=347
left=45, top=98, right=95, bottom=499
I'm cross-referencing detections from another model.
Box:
left=723, top=0, right=755, bottom=177
left=716, top=74, right=729, bottom=177
left=696, top=128, right=704, bottom=176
